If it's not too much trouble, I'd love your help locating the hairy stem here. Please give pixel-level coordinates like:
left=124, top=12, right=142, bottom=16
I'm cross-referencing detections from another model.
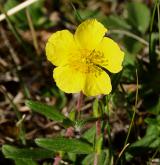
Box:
left=94, top=118, right=101, bottom=165
left=53, top=155, right=61, bottom=165
left=76, top=91, right=84, bottom=120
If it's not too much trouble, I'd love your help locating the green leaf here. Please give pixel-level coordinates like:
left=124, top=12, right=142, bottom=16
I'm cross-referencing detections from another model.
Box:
left=98, top=150, right=111, bottom=165
left=4, top=0, right=26, bottom=27
left=127, top=2, right=151, bottom=33
left=15, top=159, right=38, bottom=165
left=83, top=125, right=96, bottom=144
left=28, top=0, right=47, bottom=27
left=50, top=88, right=67, bottom=110
left=82, top=150, right=111, bottom=165
left=67, top=153, right=77, bottom=162
left=102, top=15, right=131, bottom=30
left=123, top=51, right=136, bottom=66
left=77, top=9, right=101, bottom=20
left=126, top=134, right=159, bottom=160
left=121, top=64, right=136, bottom=83
left=82, top=153, right=94, bottom=165
left=145, top=119, right=160, bottom=128
left=26, top=100, right=73, bottom=128
left=26, top=100, right=65, bottom=122
left=2, top=145, right=54, bottom=159
left=35, top=137, right=94, bottom=154
left=123, top=37, right=143, bottom=54
left=147, top=98, right=160, bottom=114
left=130, top=134, right=157, bottom=149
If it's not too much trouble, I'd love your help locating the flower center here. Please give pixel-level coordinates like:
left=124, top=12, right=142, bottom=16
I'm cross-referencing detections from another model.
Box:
left=69, top=49, right=108, bottom=74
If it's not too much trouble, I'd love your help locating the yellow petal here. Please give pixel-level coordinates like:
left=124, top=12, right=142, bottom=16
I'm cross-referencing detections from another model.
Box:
left=83, top=70, right=112, bottom=96
left=74, top=19, right=107, bottom=50
left=96, top=37, right=124, bottom=73
left=53, top=66, right=85, bottom=93
left=46, top=30, right=76, bottom=66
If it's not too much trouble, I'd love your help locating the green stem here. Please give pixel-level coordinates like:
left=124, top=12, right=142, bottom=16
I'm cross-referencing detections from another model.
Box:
left=157, top=1, right=160, bottom=49
left=105, top=95, right=113, bottom=165
left=124, top=69, right=138, bottom=146
left=149, top=0, right=159, bottom=61
left=115, top=69, right=138, bottom=165
left=70, top=2, right=83, bottom=23
left=117, top=70, right=138, bottom=165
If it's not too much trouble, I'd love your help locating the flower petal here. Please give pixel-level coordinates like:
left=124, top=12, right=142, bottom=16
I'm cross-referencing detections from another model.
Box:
left=83, top=71, right=112, bottom=96
left=97, top=37, right=124, bottom=73
left=74, top=19, right=107, bottom=50
left=46, top=30, right=76, bottom=66
left=53, top=66, right=85, bottom=93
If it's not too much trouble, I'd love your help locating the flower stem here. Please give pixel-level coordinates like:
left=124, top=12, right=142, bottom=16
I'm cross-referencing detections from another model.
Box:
left=96, top=119, right=101, bottom=138
left=65, top=92, right=84, bottom=137
left=94, top=153, right=98, bottom=165
left=94, top=118, right=101, bottom=165
left=76, top=91, right=84, bottom=120
left=53, top=155, right=61, bottom=165
left=65, top=126, right=74, bottom=137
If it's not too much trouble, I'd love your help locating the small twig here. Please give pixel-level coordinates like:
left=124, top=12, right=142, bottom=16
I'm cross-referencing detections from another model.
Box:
left=115, top=143, right=130, bottom=165
left=0, top=26, right=20, bottom=65
left=149, top=147, right=160, bottom=165
left=0, top=86, right=20, bottom=119
left=109, top=29, right=160, bottom=56
left=0, top=4, right=23, bottom=44
left=0, top=26, right=31, bottom=98
left=0, top=0, right=38, bottom=22
left=109, top=29, right=148, bottom=46
left=25, top=8, right=40, bottom=55
left=0, top=86, right=26, bottom=145
left=118, top=143, right=130, bottom=159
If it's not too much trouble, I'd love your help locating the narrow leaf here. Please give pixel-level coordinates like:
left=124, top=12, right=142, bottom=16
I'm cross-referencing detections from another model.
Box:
left=102, top=15, right=131, bottom=30
left=15, top=159, right=38, bottom=165
left=2, top=145, right=54, bottom=159
left=36, top=137, right=94, bottom=154
left=26, top=100, right=65, bottom=122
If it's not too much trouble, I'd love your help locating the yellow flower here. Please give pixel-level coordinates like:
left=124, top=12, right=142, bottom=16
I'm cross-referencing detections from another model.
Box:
left=46, top=19, right=124, bottom=96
